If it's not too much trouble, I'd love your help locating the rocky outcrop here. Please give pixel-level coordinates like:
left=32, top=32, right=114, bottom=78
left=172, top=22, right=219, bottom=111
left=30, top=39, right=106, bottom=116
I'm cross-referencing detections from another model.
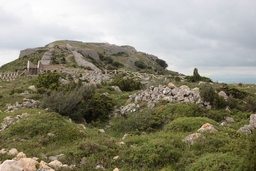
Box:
left=4, top=98, right=39, bottom=113
left=19, top=48, right=45, bottom=58
left=72, top=51, right=100, bottom=71
left=41, top=51, right=52, bottom=65
left=0, top=113, right=29, bottom=132
left=102, top=44, right=137, bottom=55
left=77, top=49, right=100, bottom=61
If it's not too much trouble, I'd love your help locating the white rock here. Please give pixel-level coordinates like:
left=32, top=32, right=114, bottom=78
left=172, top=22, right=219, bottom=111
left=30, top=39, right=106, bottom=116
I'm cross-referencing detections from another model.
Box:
left=197, top=123, right=217, bottom=133
left=8, top=148, right=19, bottom=156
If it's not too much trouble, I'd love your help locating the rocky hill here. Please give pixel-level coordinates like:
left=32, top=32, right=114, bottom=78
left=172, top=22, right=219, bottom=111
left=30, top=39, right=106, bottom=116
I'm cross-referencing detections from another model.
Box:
left=1, top=40, right=174, bottom=76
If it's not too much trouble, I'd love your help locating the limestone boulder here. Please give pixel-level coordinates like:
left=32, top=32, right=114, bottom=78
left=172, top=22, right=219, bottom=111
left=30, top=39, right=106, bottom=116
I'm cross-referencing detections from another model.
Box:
left=237, top=125, right=251, bottom=134
left=182, top=133, right=201, bottom=145
left=218, top=91, right=228, bottom=100
left=197, top=123, right=217, bottom=133
left=167, top=82, right=176, bottom=89
left=49, top=160, right=63, bottom=170
left=0, top=160, right=22, bottom=171
left=249, top=114, right=256, bottom=129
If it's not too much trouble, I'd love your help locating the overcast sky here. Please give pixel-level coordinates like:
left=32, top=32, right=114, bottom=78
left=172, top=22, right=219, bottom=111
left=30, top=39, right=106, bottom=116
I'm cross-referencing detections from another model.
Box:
left=1, top=0, right=256, bottom=83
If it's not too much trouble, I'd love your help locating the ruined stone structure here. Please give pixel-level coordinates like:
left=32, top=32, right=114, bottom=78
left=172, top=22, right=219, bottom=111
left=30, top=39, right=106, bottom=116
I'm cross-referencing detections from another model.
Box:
left=26, top=61, right=64, bottom=75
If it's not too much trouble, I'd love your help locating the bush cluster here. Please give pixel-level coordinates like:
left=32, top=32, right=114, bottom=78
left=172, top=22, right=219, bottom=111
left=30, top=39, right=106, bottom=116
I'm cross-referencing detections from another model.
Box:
left=35, top=71, right=60, bottom=91
left=134, top=60, right=147, bottom=69
left=109, top=75, right=144, bottom=91
left=41, top=85, right=114, bottom=123
left=156, top=59, right=168, bottom=69
left=200, top=85, right=227, bottom=109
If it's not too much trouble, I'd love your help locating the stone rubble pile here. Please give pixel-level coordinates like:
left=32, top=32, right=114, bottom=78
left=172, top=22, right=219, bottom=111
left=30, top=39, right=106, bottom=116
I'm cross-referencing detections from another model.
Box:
left=115, top=83, right=205, bottom=116
left=0, top=148, right=75, bottom=171
left=4, top=98, right=39, bottom=113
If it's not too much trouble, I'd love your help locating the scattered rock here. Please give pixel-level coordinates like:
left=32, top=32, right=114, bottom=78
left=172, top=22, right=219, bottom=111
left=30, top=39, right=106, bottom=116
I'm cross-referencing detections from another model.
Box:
left=237, top=125, right=252, bottom=134
left=38, top=161, right=55, bottom=171
left=220, top=116, right=234, bottom=126
left=99, top=129, right=105, bottom=133
left=8, top=148, right=18, bottom=156
left=111, top=86, right=122, bottom=92
left=113, top=168, right=120, bottom=171
left=218, top=91, right=228, bottom=100
left=15, top=152, right=27, bottom=160
left=28, top=85, right=37, bottom=92
left=182, top=133, right=201, bottom=145
left=4, top=99, right=39, bottom=113
left=249, top=114, right=256, bottom=129
left=19, top=158, right=39, bottom=171
left=0, top=160, right=23, bottom=171
left=113, top=156, right=119, bottom=160
left=95, top=164, right=105, bottom=170
left=0, top=148, right=7, bottom=154
left=48, top=154, right=64, bottom=161
left=197, top=123, right=217, bottom=133
left=167, top=82, right=176, bottom=89
left=122, top=133, right=130, bottom=140
left=238, top=114, right=256, bottom=134
left=116, top=142, right=125, bottom=147
left=48, top=160, right=63, bottom=170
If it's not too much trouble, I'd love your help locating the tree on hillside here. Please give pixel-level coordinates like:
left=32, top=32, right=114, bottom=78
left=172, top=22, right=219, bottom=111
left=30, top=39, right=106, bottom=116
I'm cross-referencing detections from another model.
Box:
left=156, top=59, right=168, bottom=69
left=193, top=68, right=201, bottom=82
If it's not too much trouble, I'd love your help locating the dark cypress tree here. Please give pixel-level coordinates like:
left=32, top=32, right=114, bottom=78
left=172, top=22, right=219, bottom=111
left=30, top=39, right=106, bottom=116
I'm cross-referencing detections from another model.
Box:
left=193, top=68, right=201, bottom=82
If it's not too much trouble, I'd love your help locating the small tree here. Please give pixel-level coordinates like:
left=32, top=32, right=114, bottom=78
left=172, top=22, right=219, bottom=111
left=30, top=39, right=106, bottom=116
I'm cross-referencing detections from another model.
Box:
left=156, top=59, right=168, bottom=69
left=193, top=68, right=201, bottom=82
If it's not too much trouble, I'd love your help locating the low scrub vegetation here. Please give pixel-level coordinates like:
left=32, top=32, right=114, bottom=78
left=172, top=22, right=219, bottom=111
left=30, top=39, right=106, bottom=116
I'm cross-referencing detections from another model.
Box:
left=0, top=70, right=256, bottom=170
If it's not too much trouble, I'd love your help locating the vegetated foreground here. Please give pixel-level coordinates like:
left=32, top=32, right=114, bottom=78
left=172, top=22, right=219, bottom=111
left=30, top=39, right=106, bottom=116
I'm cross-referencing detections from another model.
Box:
left=0, top=71, right=256, bottom=171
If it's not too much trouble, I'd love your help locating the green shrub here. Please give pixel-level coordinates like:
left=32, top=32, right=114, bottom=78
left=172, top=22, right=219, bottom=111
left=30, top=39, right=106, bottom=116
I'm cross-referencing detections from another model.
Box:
left=244, top=95, right=256, bottom=112
left=134, top=60, right=147, bottom=69
left=242, top=130, right=256, bottom=171
left=78, top=93, right=114, bottom=123
left=112, top=61, right=123, bottom=68
left=165, top=117, right=217, bottom=132
left=111, top=109, right=164, bottom=134
left=185, top=153, right=241, bottom=171
left=157, top=103, right=204, bottom=120
left=200, top=85, right=227, bottom=109
left=123, top=135, right=181, bottom=170
left=41, top=85, right=95, bottom=122
left=156, top=59, right=168, bottom=69
left=109, top=75, right=144, bottom=91
left=35, top=71, right=60, bottom=91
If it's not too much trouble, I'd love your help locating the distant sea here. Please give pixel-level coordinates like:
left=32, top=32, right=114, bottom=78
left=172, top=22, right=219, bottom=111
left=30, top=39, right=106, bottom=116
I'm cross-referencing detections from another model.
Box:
left=212, top=76, right=256, bottom=84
